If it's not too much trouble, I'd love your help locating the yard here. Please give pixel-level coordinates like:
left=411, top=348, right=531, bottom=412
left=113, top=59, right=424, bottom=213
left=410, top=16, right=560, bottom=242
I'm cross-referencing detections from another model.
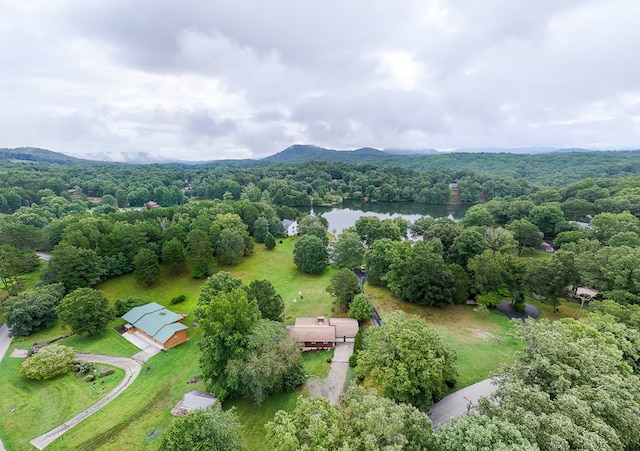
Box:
left=0, top=236, right=587, bottom=450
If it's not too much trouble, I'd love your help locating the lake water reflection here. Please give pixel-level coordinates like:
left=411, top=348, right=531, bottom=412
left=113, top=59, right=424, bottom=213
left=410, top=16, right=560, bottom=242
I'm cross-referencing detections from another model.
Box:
left=306, top=200, right=469, bottom=235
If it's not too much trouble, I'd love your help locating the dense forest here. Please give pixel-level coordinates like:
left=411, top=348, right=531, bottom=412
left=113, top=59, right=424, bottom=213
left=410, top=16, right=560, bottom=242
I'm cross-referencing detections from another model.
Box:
left=2, top=148, right=640, bottom=449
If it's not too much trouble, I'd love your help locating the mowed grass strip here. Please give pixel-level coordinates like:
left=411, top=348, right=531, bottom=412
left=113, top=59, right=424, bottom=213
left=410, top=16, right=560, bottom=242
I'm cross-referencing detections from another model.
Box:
left=365, top=284, right=523, bottom=388
left=0, top=356, right=124, bottom=451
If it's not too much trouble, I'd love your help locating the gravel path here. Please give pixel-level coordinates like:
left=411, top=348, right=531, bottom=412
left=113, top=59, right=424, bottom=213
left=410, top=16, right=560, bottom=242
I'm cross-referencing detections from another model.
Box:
left=306, top=342, right=354, bottom=404
left=29, top=354, right=141, bottom=450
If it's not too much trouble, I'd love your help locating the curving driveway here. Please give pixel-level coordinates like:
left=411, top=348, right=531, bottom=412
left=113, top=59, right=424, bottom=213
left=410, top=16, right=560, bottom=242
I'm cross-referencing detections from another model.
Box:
left=29, top=354, right=141, bottom=450
left=427, top=378, right=497, bottom=428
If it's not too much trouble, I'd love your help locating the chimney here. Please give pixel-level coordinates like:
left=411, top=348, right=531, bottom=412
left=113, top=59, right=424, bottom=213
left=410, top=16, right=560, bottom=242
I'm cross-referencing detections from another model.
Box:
left=160, top=309, right=166, bottom=315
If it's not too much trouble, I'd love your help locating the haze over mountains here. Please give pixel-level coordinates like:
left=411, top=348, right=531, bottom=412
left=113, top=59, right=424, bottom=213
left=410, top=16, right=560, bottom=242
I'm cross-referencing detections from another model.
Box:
left=0, top=144, right=612, bottom=166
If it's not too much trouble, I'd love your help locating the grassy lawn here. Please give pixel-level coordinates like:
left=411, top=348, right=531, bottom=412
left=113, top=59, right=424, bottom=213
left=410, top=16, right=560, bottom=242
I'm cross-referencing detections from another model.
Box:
left=0, top=356, right=124, bottom=451
left=226, top=392, right=299, bottom=451
left=302, top=349, right=333, bottom=379
left=229, top=237, right=337, bottom=322
left=366, top=284, right=523, bottom=388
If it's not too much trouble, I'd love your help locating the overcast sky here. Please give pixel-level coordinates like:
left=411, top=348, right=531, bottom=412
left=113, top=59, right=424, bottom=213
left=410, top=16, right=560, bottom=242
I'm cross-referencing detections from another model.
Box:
left=1, top=0, right=639, bottom=161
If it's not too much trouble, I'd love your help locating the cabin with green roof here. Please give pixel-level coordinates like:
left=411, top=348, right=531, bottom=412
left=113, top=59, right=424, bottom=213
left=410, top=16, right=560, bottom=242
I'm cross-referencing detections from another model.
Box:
left=122, top=302, right=188, bottom=349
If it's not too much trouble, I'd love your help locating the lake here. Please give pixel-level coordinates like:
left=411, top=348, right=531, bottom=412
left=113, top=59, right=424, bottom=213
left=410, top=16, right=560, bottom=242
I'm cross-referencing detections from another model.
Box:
left=306, top=200, right=469, bottom=235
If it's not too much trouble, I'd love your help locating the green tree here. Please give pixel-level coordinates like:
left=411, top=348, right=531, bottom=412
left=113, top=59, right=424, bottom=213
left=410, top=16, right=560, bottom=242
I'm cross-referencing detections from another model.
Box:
left=461, top=204, right=494, bottom=228
left=0, top=244, right=38, bottom=295
left=197, top=288, right=260, bottom=399
left=589, top=210, right=640, bottom=243
left=20, top=344, right=75, bottom=381
left=331, top=229, right=364, bottom=269
left=437, top=415, right=537, bottom=451
left=362, top=238, right=397, bottom=286
left=216, top=228, right=245, bottom=265
left=266, top=385, right=436, bottom=451
left=484, top=227, right=518, bottom=254
left=244, top=279, right=284, bottom=322
left=186, top=228, right=214, bottom=278
left=161, top=238, right=186, bottom=275
left=528, top=203, right=565, bottom=235
left=253, top=216, right=270, bottom=243
left=348, top=293, right=373, bottom=321
left=198, top=272, right=243, bottom=306
left=4, top=284, right=65, bottom=336
left=448, top=229, right=489, bottom=266
left=355, top=310, right=456, bottom=407
left=56, top=288, right=113, bottom=336
left=264, top=232, right=276, bottom=250
left=133, top=248, right=160, bottom=287
left=160, top=404, right=245, bottom=451
left=226, top=319, right=305, bottom=404
left=385, top=241, right=456, bottom=306
left=506, top=219, right=542, bottom=254
left=42, top=243, right=105, bottom=291
left=476, top=319, right=640, bottom=449
left=326, top=269, right=361, bottom=310
left=293, top=235, right=327, bottom=274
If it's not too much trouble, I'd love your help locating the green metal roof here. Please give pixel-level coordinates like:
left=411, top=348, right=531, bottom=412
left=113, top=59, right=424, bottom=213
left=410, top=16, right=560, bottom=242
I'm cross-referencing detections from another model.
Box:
left=154, top=322, right=188, bottom=344
left=122, top=302, right=187, bottom=344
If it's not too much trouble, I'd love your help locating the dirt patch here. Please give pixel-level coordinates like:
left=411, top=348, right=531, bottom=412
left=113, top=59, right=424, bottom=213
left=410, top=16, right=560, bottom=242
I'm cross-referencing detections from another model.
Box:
left=465, top=328, right=494, bottom=342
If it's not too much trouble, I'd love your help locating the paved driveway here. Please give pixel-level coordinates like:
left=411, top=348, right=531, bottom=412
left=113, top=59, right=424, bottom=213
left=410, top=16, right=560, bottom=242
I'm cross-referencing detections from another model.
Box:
left=307, top=342, right=354, bottom=404
left=427, top=378, right=497, bottom=428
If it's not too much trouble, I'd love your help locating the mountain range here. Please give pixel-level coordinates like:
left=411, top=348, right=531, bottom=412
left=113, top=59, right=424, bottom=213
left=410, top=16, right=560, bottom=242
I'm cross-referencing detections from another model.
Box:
left=0, top=144, right=613, bottom=166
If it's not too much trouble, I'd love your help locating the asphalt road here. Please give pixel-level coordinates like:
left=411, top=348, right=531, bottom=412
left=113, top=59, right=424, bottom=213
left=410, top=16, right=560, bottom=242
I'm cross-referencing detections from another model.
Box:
left=427, top=378, right=497, bottom=428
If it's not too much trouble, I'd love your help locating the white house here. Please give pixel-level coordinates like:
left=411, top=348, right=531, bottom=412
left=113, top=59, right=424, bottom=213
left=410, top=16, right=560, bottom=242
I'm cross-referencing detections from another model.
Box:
left=282, top=219, right=298, bottom=236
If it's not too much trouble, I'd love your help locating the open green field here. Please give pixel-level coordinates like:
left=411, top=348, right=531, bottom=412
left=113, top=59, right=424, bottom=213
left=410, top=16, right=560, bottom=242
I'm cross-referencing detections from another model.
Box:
left=366, top=284, right=523, bottom=388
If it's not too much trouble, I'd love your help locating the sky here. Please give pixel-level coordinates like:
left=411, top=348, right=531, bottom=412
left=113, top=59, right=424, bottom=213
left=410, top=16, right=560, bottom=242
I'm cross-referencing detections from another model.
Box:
left=1, top=0, right=639, bottom=161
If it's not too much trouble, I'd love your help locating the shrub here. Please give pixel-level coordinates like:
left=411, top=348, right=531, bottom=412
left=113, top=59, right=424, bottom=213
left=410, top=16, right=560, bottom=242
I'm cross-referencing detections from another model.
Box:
left=349, top=354, right=358, bottom=368
left=170, top=294, right=187, bottom=305
left=98, top=367, right=115, bottom=377
left=20, top=344, right=75, bottom=380
left=84, top=374, right=96, bottom=382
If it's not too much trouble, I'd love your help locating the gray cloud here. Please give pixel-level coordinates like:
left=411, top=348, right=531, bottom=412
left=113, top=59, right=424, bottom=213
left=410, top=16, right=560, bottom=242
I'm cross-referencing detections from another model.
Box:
left=0, top=0, right=638, bottom=161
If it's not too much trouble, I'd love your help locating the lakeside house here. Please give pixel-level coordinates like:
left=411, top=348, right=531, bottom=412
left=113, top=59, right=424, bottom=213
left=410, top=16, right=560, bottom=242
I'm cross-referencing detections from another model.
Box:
left=282, top=219, right=299, bottom=236
left=288, top=316, right=359, bottom=350
left=122, top=302, right=188, bottom=349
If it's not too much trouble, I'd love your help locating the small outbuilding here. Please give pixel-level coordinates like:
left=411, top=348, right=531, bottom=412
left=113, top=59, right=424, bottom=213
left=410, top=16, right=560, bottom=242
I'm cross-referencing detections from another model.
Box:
left=170, top=390, right=216, bottom=416
left=122, top=302, right=188, bottom=349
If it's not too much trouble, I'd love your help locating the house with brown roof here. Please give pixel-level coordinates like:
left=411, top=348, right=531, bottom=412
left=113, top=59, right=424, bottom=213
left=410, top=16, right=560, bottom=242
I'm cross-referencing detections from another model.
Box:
left=122, top=302, right=188, bottom=349
left=288, top=317, right=359, bottom=350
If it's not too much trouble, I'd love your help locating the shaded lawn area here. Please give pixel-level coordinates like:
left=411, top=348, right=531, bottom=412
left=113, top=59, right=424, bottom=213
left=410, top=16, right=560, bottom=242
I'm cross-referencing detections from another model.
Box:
left=366, top=284, right=523, bottom=389
left=0, top=356, right=124, bottom=451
